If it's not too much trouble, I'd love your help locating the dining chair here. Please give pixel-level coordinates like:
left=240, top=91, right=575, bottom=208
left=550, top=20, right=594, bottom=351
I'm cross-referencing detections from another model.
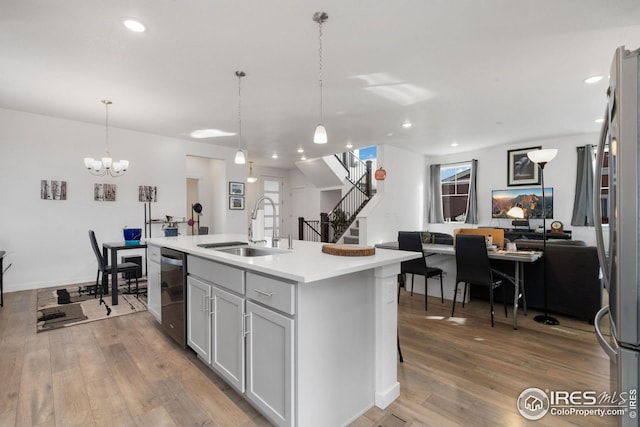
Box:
left=452, top=234, right=515, bottom=327
left=89, top=230, right=141, bottom=300
left=398, top=231, right=444, bottom=311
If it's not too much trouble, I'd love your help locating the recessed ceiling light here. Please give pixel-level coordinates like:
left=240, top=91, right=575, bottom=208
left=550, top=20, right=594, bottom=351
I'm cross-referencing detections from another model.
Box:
left=297, top=148, right=304, bottom=153
left=123, top=19, right=146, bottom=33
left=402, top=122, right=412, bottom=128
left=272, top=153, right=278, bottom=159
left=301, top=155, right=307, bottom=161
left=451, top=142, right=459, bottom=147
left=594, top=118, right=605, bottom=123
left=190, top=129, right=235, bottom=139
left=584, top=75, right=603, bottom=84
left=346, top=142, right=353, bottom=149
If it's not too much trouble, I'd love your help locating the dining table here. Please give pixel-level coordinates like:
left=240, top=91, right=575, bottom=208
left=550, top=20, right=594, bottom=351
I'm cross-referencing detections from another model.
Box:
left=102, top=241, right=147, bottom=305
left=376, top=241, right=543, bottom=329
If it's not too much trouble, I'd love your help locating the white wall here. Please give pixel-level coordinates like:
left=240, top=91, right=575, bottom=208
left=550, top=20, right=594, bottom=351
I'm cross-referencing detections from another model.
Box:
left=425, top=134, right=599, bottom=245
left=286, top=168, right=322, bottom=238
left=359, top=144, right=426, bottom=245
left=0, top=108, right=246, bottom=292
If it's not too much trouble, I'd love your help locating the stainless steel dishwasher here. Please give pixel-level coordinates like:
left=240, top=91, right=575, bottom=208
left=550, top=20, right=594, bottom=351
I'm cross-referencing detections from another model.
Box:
left=160, top=247, right=187, bottom=347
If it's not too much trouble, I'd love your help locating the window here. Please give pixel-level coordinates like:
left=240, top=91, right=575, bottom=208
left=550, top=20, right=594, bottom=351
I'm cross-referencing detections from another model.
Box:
left=440, top=162, right=472, bottom=221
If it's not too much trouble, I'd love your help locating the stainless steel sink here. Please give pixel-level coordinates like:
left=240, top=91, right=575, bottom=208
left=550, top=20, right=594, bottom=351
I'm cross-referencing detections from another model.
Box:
left=214, top=246, right=287, bottom=257
left=197, top=241, right=248, bottom=249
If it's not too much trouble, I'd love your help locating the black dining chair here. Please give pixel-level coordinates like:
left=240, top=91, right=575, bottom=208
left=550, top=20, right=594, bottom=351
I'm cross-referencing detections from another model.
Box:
left=452, top=234, right=515, bottom=327
left=89, top=230, right=141, bottom=300
left=398, top=231, right=444, bottom=311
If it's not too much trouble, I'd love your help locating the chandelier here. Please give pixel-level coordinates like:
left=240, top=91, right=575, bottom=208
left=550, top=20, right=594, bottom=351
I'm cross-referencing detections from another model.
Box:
left=83, top=100, right=129, bottom=177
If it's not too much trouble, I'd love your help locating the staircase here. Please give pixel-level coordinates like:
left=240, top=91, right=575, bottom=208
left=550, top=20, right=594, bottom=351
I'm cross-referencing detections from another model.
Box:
left=326, top=153, right=374, bottom=243
left=342, top=220, right=360, bottom=244
left=296, top=151, right=374, bottom=244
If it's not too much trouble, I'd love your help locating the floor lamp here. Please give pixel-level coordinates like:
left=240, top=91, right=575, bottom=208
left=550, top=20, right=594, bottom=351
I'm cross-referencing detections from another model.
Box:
left=527, top=148, right=559, bottom=325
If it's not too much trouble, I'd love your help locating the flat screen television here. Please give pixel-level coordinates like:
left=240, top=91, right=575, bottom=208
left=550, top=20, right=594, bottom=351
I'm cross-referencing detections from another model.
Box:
left=491, top=187, right=553, bottom=219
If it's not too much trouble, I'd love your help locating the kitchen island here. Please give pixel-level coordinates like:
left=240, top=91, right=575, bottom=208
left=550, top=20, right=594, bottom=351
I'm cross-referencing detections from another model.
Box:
left=145, top=234, right=419, bottom=427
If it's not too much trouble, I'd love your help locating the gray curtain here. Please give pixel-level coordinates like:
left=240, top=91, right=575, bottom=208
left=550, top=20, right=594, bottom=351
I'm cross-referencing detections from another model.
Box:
left=571, top=145, right=595, bottom=226
left=427, top=164, right=444, bottom=223
left=464, top=159, right=478, bottom=224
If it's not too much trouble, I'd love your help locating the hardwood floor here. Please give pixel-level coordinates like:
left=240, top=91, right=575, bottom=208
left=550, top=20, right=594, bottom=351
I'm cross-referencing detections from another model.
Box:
left=0, top=287, right=614, bottom=427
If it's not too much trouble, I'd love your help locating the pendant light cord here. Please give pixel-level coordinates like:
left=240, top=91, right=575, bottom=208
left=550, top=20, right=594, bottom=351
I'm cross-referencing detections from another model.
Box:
left=103, top=100, right=112, bottom=154
left=318, top=19, right=323, bottom=123
left=238, top=73, right=242, bottom=148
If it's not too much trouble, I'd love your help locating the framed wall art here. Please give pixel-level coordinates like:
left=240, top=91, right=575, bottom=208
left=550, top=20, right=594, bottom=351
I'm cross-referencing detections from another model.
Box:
left=138, top=185, right=157, bottom=202
left=507, top=146, right=541, bottom=186
left=41, top=180, right=67, bottom=200
left=229, top=196, right=245, bottom=210
left=94, top=183, right=116, bottom=201
left=229, top=181, right=245, bottom=196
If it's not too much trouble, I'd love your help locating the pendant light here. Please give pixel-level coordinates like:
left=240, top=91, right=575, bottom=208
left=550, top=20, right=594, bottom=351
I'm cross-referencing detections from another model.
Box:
left=247, top=161, right=258, bottom=183
left=234, top=71, right=246, bottom=164
left=83, top=100, right=129, bottom=177
left=313, top=12, right=328, bottom=144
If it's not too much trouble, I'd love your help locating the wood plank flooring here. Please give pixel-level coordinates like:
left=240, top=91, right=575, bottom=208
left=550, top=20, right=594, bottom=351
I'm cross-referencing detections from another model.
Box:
left=0, top=287, right=614, bottom=427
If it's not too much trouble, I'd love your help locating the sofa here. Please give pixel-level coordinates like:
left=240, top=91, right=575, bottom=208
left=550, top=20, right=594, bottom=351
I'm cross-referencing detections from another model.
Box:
left=470, top=239, right=602, bottom=322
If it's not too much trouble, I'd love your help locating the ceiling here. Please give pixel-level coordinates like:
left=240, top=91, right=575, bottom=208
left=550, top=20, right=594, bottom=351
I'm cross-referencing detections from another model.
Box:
left=2, top=1, right=640, bottom=168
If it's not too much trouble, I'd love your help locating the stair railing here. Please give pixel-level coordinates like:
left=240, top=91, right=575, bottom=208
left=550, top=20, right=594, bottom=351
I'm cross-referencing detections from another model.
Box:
left=325, top=154, right=373, bottom=243
left=298, top=217, right=322, bottom=242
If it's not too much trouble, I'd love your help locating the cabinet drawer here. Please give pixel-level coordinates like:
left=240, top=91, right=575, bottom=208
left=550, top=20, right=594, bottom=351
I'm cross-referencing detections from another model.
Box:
left=188, top=255, right=245, bottom=294
left=148, top=244, right=161, bottom=263
left=246, top=272, right=295, bottom=315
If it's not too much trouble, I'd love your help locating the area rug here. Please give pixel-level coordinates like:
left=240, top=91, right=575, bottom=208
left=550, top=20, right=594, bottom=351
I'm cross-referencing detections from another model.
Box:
left=36, top=281, right=147, bottom=332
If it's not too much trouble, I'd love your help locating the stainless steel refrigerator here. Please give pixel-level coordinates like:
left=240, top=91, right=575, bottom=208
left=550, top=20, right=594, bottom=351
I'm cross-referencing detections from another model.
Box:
left=595, top=45, right=640, bottom=426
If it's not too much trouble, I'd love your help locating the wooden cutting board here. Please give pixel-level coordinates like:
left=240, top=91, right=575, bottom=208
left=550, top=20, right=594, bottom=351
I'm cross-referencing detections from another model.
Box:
left=322, top=244, right=376, bottom=256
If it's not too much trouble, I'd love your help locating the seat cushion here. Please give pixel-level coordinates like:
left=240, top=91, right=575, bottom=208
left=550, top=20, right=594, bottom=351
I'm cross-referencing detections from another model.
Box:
left=402, top=261, right=442, bottom=277
left=104, top=262, right=140, bottom=273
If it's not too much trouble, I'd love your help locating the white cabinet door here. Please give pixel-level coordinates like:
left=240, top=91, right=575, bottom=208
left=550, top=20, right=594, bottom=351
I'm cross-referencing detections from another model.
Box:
left=147, top=260, right=161, bottom=322
left=211, top=286, right=245, bottom=393
left=187, top=276, right=211, bottom=364
left=245, top=301, right=294, bottom=427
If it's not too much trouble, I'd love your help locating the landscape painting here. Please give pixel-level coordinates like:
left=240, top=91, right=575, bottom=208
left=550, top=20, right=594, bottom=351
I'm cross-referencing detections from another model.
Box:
left=492, top=188, right=553, bottom=219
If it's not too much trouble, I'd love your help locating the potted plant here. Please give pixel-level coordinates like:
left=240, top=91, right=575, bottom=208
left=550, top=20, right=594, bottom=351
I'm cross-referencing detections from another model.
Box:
left=329, top=208, right=349, bottom=236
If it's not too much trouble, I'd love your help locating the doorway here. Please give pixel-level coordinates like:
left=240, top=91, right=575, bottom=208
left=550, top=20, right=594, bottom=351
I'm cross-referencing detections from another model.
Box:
left=262, top=177, right=283, bottom=239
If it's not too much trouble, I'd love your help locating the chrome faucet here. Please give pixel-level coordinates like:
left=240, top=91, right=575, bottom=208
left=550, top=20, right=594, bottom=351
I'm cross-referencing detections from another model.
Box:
left=250, top=196, right=279, bottom=247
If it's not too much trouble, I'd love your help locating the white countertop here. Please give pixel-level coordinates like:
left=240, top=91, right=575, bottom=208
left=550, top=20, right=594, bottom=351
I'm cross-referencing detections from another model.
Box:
left=146, top=234, right=420, bottom=283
